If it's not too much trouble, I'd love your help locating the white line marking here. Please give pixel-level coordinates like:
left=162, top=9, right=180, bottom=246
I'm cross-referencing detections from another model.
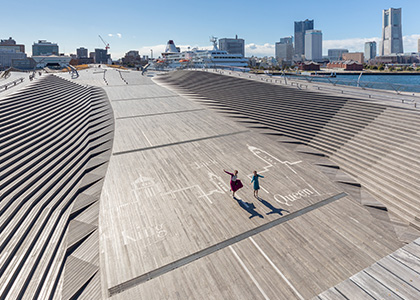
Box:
left=229, top=246, right=270, bottom=300
left=141, top=130, right=153, bottom=147
left=249, top=237, right=304, bottom=300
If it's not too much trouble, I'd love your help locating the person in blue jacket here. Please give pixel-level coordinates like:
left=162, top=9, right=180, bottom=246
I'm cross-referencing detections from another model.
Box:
left=251, top=171, right=264, bottom=198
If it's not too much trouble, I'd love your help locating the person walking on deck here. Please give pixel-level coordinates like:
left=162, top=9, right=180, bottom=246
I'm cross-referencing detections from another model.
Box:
left=224, top=169, right=243, bottom=198
left=251, top=171, right=264, bottom=198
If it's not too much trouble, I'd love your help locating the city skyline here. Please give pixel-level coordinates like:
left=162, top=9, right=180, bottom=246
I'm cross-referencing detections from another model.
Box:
left=2, top=0, right=420, bottom=59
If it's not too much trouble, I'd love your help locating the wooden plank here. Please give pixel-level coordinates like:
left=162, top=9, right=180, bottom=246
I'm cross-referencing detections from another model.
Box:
left=317, top=288, right=347, bottom=300
left=334, top=280, right=374, bottom=299
left=350, top=271, right=401, bottom=299
left=364, top=263, right=420, bottom=299
left=378, top=256, right=420, bottom=291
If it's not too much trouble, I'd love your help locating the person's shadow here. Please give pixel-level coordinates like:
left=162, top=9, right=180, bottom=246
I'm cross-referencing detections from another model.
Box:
left=257, top=197, right=289, bottom=216
left=234, top=197, right=264, bottom=219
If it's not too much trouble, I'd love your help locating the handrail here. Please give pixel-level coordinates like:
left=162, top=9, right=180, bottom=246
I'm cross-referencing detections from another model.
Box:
left=0, top=77, right=24, bottom=92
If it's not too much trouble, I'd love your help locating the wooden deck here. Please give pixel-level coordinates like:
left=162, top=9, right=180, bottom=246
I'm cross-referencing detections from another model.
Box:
left=316, top=238, right=420, bottom=300
left=55, top=68, right=420, bottom=299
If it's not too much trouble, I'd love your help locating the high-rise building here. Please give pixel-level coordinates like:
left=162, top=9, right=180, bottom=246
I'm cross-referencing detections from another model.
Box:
left=364, top=42, right=377, bottom=61
left=219, top=35, right=245, bottom=56
left=328, top=49, right=348, bottom=61
left=294, top=19, right=314, bottom=56
left=280, top=36, right=293, bottom=45
left=32, top=40, right=59, bottom=56
left=305, top=30, right=322, bottom=61
left=380, top=8, right=403, bottom=55
left=275, top=37, right=294, bottom=62
left=77, top=47, right=88, bottom=59
left=418, top=38, right=420, bottom=53
left=94, top=49, right=110, bottom=64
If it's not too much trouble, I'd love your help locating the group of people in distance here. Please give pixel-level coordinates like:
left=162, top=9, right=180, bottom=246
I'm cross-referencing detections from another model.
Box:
left=223, top=169, right=264, bottom=199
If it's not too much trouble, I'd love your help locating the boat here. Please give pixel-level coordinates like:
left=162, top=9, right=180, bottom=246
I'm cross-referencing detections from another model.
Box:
left=155, top=37, right=249, bottom=69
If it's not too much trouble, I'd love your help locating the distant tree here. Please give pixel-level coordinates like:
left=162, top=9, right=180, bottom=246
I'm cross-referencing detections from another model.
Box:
left=388, top=66, right=395, bottom=71
left=371, top=65, right=378, bottom=70
left=378, top=65, right=384, bottom=71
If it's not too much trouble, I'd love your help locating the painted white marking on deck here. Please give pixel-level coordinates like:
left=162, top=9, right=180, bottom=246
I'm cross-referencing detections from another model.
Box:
left=229, top=246, right=270, bottom=300
left=141, top=130, right=153, bottom=147
left=249, top=237, right=304, bottom=300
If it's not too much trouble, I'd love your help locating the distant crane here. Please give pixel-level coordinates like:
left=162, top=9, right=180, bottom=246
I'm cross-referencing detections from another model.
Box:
left=98, top=35, right=110, bottom=50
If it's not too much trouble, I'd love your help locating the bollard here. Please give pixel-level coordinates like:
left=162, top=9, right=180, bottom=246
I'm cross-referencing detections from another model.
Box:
left=415, top=103, right=417, bottom=108
left=341, top=90, right=343, bottom=94
left=402, top=100, right=404, bottom=103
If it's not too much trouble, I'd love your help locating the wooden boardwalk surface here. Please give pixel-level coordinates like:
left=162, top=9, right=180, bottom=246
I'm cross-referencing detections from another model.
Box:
left=316, top=238, right=420, bottom=300
left=56, top=68, right=420, bottom=299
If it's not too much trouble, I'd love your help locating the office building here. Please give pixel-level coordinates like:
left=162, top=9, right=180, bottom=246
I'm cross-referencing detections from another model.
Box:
left=342, top=52, right=364, bottom=64
left=0, top=49, right=26, bottom=69
left=219, top=36, right=245, bottom=56
left=122, top=50, right=141, bottom=65
left=280, top=36, right=293, bottom=45
left=380, top=8, right=403, bottom=55
left=364, top=42, right=377, bottom=61
left=94, top=48, right=110, bottom=64
left=305, top=30, right=322, bottom=61
left=0, top=37, right=27, bottom=69
left=0, top=37, right=25, bottom=53
left=77, top=47, right=88, bottom=58
left=418, top=38, right=420, bottom=53
left=275, top=37, right=294, bottom=62
left=294, top=19, right=314, bottom=56
left=32, top=40, right=59, bottom=56
left=328, top=49, right=349, bottom=61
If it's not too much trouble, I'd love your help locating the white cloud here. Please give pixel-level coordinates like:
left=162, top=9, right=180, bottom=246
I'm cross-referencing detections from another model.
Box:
left=117, top=33, right=122, bottom=38
left=245, top=43, right=275, bottom=57
left=108, top=34, right=113, bottom=37
left=323, top=37, right=380, bottom=54
left=403, top=34, right=420, bottom=52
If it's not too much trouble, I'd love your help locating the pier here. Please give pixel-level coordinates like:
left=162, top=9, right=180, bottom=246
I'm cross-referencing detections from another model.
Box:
left=1, top=67, right=420, bottom=299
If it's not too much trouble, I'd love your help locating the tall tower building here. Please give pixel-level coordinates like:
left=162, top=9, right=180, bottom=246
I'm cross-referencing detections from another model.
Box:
left=305, top=30, right=322, bottom=61
left=275, top=37, right=294, bottom=62
left=294, top=19, right=314, bottom=56
left=364, top=41, right=377, bottom=61
left=380, top=8, right=403, bottom=55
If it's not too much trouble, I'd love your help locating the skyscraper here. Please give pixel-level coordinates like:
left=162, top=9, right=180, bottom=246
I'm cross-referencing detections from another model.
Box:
left=380, top=8, right=403, bottom=55
left=294, top=19, right=314, bottom=56
left=275, top=37, right=294, bottom=62
left=364, top=41, right=377, bottom=61
left=305, top=30, right=322, bottom=61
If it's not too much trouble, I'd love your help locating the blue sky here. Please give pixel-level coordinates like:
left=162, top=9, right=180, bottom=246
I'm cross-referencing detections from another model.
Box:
left=2, top=0, right=419, bottom=58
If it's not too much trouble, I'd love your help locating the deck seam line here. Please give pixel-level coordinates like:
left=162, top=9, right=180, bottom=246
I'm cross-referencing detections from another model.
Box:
left=116, top=108, right=206, bottom=120
left=111, top=95, right=179, bottom=102
left=113, top=130, right=249, bottom=156
left=108, top=191, right=347, bottom=296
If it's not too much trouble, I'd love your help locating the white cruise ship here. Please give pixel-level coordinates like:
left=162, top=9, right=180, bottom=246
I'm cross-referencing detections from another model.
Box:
left=155, top=37, right=248, bottom=69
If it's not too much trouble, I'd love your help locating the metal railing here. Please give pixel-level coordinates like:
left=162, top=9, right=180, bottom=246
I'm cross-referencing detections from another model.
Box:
left=0, top=77, right=24, bottom=92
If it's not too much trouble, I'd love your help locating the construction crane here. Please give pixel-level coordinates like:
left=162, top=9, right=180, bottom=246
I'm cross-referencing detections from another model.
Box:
left=98, top=35, right=110, bottom=50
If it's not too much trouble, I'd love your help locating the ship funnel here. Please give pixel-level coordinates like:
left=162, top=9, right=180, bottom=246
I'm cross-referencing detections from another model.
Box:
left=165, top=40, right=179, bottom=53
